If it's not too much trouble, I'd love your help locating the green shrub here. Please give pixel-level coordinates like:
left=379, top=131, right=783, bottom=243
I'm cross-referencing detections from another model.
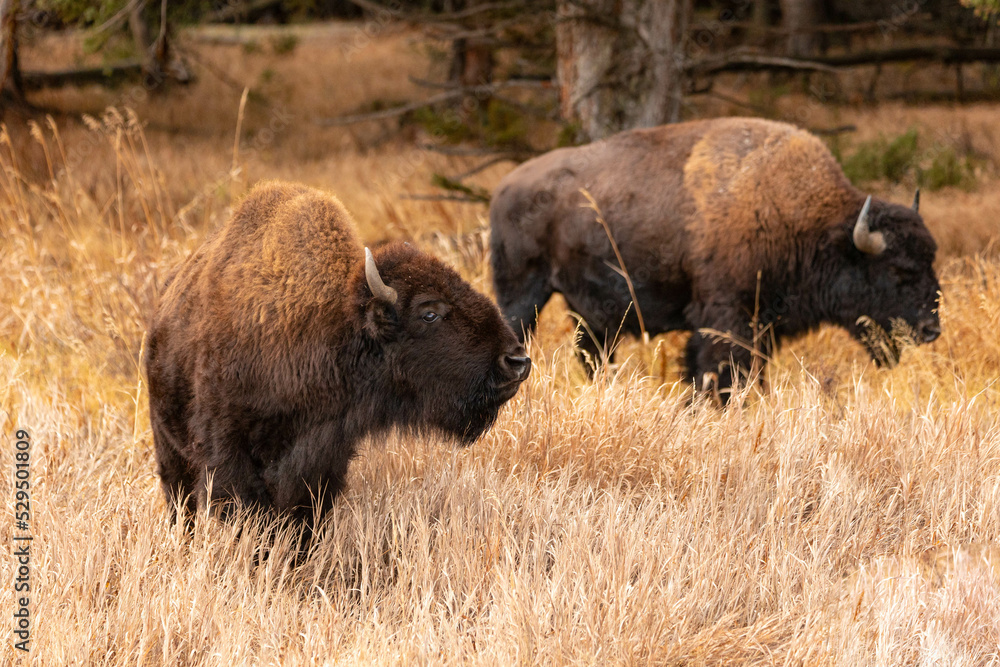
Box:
left=270, top=34, right=299, bottom=56
left=882, top=129, right=920, bottom=183
left=746, top=83, right=790, bottom=117
left=412, top=98, right=531, bottom=148
left=413, top=107, right=470, bottom=144
left=841, top=140, right=885, bottom=184
left=919, top=147, right=977, bottom=191
left=836, top=127, right=981, bottom=191
left=484, top=99, right=526, bottom=149
left=840, top=128, right=920, bottom=185
left=557, top=122, right=585, bottom=148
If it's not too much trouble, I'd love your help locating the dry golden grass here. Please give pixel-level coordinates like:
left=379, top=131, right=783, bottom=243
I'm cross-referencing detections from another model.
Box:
left=2, top=23, right=1000, bottom=665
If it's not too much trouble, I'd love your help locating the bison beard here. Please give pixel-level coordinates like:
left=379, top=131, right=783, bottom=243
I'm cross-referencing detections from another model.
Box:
left=489, top=117, right=941, bottom=402
left=146, top=182, right=530, bottom=524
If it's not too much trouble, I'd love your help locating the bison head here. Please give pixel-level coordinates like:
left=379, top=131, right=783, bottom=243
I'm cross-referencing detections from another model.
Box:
left=826, top=191, right=941, bottom=365
left=357, top=242, right=530, bottom=443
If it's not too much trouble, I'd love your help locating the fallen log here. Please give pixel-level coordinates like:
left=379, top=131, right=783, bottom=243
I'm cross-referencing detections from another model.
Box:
left=688, top=46, right=1000, bottom=76
left=21, top=62, right=145, bottom=90
left=687, top=53, right=839, bottom=75
left=205, top=0, right=282, bottom=24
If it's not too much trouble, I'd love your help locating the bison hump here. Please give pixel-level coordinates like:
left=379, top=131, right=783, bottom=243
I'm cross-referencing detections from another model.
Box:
left=680, top=119, right=859, bottom=283
left=683, top=119, right=855, bottom=233
left=218, top=181, right=363, bottom=304
left=183, top=182, right=364, bottom=355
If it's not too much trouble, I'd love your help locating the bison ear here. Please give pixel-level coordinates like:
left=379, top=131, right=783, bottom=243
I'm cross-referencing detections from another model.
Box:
left=363, top=248, right=400, bottom=339
left=364, top=301, right=399, bottom=339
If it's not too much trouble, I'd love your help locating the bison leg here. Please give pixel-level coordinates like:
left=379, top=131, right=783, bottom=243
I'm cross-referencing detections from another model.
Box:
left=684, top=302, right=769, bottom=404
left=684, top=333, right=759, bottom=404
left=574, top=323, right=615, bottom=374
left=196, top=436, right=274, bottom=519
left=492, top=254, right=553, bottom=343
left=563, top=291, right=623, bottom=374
left=153, top=432, right=198, bottom=521
left=263, top=421, right=354, bottom=525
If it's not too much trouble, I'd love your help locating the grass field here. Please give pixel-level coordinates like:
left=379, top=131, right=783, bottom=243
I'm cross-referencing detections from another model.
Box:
left=2, top=21, right=1000, bottom=665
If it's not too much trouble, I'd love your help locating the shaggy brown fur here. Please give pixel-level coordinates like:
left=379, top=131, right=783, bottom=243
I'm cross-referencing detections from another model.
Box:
left=147, top=181, right=530, bottom=522
left=490, top=118, right=940, bottom=400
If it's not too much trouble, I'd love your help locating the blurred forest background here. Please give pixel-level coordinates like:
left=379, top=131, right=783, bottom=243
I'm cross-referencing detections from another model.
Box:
left=5, top=0, right=1000, bottom=173
left=5, top=0, right=1000, bottom=246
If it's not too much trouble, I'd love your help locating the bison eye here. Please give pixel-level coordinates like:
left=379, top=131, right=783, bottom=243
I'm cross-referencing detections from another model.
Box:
left=421, top=311, right=440, bottom=323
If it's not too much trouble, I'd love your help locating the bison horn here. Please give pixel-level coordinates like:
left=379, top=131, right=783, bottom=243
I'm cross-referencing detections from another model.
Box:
left=912, top=188, right=920, bottom=213
left=852, top=195, right=886, bottom=256
left=365, top=247, right=398, bottom=305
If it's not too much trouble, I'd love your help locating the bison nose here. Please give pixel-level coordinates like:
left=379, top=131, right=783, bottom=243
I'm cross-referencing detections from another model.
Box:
left=918, top=318, right=941, bottom=343
left=500, top=353, right=531, bottom=383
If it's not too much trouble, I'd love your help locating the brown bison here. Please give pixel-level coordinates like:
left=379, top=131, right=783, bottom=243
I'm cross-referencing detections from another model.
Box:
left=490, top=117, right=940, bottom=400
left=146, top=181, right=530, bottom=522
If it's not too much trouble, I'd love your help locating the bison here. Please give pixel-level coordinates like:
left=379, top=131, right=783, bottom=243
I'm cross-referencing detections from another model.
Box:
left=490, top=117, right=940, bottom=400
left=146, top=181, right=530, bottom=523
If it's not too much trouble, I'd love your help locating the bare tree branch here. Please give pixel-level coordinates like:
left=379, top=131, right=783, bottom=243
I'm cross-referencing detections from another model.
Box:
left=807, top=124, right=857, bottom=136
left=399, top=194, right=489, bottom=203
left=344, top=0, right=406, bottom=19
left=314, top=90, right=467, bottom=126
left=424, top=1, right=534, bottom=21
left=206, top=0, right=283, bottom=24
left=704, top=15, right=936, bottom=37
left=451, top=155, right=518, bottom=180
left=408, top=75, right=553, bottom=91
left=347, top=0, right=539, bottom=23
left=315, top=80, right=552, bottom=126
left=418, top=144, right=535, bottom=157
left=687, top=53, right=840, bottom=75
left=92, top=0, right=146, bottom=35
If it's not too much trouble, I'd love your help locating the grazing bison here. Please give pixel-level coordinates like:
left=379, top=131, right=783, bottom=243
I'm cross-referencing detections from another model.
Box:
left=146, top=181, right=530, bottom=522
left=490, top=117, right=940, bottom=399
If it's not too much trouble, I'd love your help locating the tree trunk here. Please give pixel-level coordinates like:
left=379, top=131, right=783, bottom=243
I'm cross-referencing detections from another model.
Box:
left=556, top=0, right=691, bottom=141
left=129, top=1, right=152, bottom=62
left=449, top=34, right=495, bottom=123
left=449, top=37, right=494, bottom=88
left=130, top=0, right=190, bottom=89
left=750, top=0, right=773, bottom=47
left=780, top=0, right=820, bottom=57
left=129, top=0, right=166, bottom=87
left=0, top=0, right=22, bottom=102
